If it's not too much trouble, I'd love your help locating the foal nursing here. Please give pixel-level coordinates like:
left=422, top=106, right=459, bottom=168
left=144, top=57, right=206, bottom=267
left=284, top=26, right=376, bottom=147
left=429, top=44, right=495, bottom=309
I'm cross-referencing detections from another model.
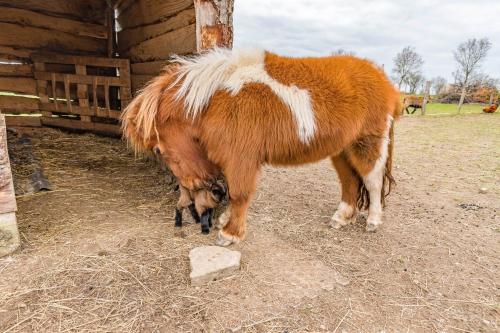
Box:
left=122, top=48, right=400, bottom=246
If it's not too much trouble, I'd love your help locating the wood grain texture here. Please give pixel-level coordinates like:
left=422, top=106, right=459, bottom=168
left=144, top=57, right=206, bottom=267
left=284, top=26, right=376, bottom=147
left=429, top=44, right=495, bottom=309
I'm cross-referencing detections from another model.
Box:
left=4, top=115, right=41, bottom=127
left=0, top=23, right=106, bottom=55
left=0, top=6, right=107, bottom=39
left=118, top=7, right=195, bottom=52
left=0, top=0, right=107, bottom=24
left=0, top=64, right=33, bottom=77
left=0, top=95, right=39, bottom=113
left=131, top=60, right=170, bottom=75
left=125, top=24, right=196, bottom=62
left=117, top=0, right=193, bottom=29
left=0, top=77, right=37, bottom=95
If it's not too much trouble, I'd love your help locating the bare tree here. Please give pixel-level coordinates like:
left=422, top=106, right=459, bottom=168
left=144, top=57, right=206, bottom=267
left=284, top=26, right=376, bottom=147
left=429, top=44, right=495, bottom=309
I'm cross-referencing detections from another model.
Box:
left=407, top=72, right=425, bottom=94
left=453, top=37, right=491, bottom=112
left=392, top=46, right=424, bottom=90
left=431, top=76, right=447, bottom=95
left=332, top=48, right=356, bottom=56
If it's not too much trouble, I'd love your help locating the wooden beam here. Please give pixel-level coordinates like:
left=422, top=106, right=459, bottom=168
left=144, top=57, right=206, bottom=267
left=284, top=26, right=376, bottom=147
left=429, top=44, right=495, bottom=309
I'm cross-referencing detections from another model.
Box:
left=31, top=54, right=129, bottom=68
left=125, top=24, right=196, bottom=62
left=0, top=0, right=107, bottom=25
left=40, top=103, right=121, bottom=119
left=0, top=64, right=33, bottom=77
left=34, top=72, right=126, bottom=87
left=0, top=6, right=107, bottom=39
left=0, top=46, right=33, bottom=62
left=4, top=115, right=41, bottom=127
left=0, top=22, right=107, bottom=55
left=0, top=77, right=37, bottom=95
left=117, top=0, right=193, bottom=30
left=41, top=116, right=121, bottom=136
left=0, top=95, right=39, bottom=113
left=194, top=0, right=234, bottom=52
left=131, top=61, right=170, bottom=75
left=118, top=8, right=195, bottom=52
left=131, top=74, right=155, bottom=92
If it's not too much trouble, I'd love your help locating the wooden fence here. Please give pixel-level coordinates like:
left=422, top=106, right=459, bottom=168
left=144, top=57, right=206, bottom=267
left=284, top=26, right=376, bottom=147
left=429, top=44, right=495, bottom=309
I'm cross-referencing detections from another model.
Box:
left=32, top=54, right=131, bottom=135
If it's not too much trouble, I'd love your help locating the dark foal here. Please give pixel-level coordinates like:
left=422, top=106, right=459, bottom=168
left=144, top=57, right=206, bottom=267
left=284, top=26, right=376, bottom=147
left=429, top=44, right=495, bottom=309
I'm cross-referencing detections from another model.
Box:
left=175, top=182, right=226, bottom=234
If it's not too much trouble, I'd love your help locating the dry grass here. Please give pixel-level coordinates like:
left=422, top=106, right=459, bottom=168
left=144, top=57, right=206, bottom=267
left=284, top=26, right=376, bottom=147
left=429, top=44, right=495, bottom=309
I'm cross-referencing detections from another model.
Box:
left=1, top=113, right=499, bottom=332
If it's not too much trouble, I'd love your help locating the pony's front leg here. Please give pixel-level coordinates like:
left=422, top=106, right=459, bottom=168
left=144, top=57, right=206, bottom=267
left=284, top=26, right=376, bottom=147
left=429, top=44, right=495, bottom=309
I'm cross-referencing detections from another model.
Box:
left=215, top=162, right=259, bottom=246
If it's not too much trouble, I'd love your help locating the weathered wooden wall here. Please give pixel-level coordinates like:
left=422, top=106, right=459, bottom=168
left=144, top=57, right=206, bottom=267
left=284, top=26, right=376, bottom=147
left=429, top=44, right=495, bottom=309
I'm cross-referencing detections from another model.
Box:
left=0, top=0, right=110, bottom=120
left=116, top=0, right=197, bottom=92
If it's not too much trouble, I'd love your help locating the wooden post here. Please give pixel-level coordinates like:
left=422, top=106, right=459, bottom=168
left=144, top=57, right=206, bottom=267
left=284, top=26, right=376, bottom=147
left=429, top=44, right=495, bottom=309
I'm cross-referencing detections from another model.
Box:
left=0, top=115, right=20, bottom=257
left=194, top=0, right=234, bottom=52
left=422, top=80, right=431, bottom=115
left=489, top=91, right=495, bottom=105
left=106, top=4, right=116, bottom=58
left=75, top=64, right=91, bottom=122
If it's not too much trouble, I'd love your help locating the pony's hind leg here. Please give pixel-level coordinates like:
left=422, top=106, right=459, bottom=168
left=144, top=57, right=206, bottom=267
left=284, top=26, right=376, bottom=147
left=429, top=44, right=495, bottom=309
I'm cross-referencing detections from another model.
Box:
left=348, top=116, right=393, bottom=232
left=330, top=153, right=360, bottom=228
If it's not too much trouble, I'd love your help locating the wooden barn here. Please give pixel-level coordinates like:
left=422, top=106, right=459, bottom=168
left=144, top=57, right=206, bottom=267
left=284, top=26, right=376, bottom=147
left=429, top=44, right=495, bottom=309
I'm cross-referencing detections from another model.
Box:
left=0, top=0, right=234, bottom=256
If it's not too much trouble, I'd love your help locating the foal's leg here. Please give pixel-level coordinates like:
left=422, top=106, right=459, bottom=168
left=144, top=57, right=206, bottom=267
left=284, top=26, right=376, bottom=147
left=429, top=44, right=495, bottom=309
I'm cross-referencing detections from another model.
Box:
left=215, top=161, right=259, bottom=246
left=199, top=208, right=213, bottom=234
left=330, top=153, right=360, bottom=229
left=175, top=186, right=193, bottom=227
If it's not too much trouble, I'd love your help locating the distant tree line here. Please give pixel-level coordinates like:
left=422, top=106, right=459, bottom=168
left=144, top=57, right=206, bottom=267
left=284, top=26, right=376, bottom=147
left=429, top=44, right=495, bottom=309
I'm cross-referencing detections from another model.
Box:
left=391, top=37, right=497, bottom=113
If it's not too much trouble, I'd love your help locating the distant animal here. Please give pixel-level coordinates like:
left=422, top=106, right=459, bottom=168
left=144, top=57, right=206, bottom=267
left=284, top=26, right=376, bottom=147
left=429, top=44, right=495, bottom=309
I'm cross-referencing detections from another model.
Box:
left=403, top=96, right=426, bottom=114
left=122, top=48, right=400, bottom=246
left=482, top=104, right=497, bottom=113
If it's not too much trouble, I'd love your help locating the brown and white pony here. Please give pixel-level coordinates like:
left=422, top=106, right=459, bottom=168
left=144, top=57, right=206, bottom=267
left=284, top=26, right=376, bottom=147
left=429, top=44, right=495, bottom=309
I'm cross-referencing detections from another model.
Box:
left=122, top=48, right=400, bottom=246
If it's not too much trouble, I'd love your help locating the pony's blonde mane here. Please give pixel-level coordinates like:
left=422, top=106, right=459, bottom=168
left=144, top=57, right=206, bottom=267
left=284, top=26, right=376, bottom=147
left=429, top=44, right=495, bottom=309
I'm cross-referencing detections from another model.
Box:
left=121, top=66, right=178, bottom=152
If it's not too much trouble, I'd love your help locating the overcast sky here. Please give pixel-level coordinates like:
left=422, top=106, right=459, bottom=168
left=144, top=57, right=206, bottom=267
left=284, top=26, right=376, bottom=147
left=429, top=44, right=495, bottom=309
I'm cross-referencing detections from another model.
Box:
left=233, top=0, right=500, bottom=83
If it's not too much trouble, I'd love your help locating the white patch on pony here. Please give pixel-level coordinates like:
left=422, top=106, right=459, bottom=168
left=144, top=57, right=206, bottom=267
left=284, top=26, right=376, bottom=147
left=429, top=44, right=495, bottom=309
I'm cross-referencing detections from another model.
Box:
left=171, top=48, right=316, bottom=143
left=330, top=201, right=356, bottom=229
left=362, top=115, right=393, bottom=232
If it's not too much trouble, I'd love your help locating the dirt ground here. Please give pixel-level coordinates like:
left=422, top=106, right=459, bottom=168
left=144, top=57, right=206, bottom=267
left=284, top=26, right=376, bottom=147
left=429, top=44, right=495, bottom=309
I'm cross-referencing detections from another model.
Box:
left=1, top=113, right=499, bottom=332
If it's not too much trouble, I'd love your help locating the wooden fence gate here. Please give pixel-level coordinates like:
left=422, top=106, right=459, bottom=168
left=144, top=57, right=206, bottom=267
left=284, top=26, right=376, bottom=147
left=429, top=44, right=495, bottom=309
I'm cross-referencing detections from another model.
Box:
left=32, top=54, right=131, bottom=135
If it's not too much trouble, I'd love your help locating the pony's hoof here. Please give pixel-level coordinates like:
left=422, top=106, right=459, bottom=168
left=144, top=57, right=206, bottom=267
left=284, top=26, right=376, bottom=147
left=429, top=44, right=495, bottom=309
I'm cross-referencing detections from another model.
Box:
left=330, top=211, right=356, bottom=229
left=215, top=230, right=240, bottom=246
left=365, top=219, right=381, bottom=232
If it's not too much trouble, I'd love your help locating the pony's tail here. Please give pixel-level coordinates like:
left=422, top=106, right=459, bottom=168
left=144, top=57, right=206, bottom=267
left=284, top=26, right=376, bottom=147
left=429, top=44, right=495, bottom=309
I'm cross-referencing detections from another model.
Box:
left=356, top=116, right=396, bottom=210
left=381, top=120, right=396, bottom=206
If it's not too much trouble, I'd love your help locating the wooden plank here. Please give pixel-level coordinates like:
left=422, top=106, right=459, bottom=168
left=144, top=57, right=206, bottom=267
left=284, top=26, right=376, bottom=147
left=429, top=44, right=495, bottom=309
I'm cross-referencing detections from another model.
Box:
left=0, top=77, right=37, bottom=95
left=75, top=65, right=91, bottom=122
left=131, top=61, right=170, bottom=75
left=41, top=116, right=121, bottom=135
left=131, top=74, right=155, bottom=93
left=0, top=115, right=17, bottom=213
left=0, top=46, right=33, bottom=62
left=0, top=64, right=33, bottom=77
left=0, top=22, right=107, bottom=55
left=0, top=1, right=107, bottom=25
left=31, top=54, right=129, bottom=68
left=4, top=115, right=41, bottom=127
left=0, top=6, right=107, bottom=39
left=125, top=24, right=196, bottom=62
left=118, top=0, right=193, bottom=29
left=40, top=103, right=121, bottom=119
left=34, top=72, right=126, bottom=87
left=118, top=8, right=195, bottom=52
left=0, top=95, right=39, bottom=113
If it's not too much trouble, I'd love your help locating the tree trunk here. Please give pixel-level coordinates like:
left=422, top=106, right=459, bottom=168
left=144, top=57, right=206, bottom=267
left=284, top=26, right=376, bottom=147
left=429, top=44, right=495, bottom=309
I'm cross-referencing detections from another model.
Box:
left=421, top=80, right=431, bottom=115
left=193, top=0, right=234, bottom=52
left=457, top=86, right=467, bottom=113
